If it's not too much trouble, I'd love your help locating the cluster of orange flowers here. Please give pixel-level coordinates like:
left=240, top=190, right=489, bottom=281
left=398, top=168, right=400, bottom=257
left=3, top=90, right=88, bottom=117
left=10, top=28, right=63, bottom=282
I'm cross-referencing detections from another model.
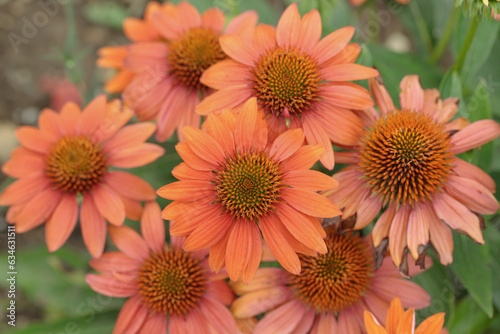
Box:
left=1, top=2, right=499, bottom=333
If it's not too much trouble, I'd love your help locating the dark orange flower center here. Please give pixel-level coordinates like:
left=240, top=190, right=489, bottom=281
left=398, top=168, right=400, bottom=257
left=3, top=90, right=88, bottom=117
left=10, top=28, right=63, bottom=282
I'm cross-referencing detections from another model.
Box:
left=168, top=27, right=226, bottom=91
left=358, top=109, right=453, bottom=206
left=215, top=150, right=283, bottom=220
left=252, top=46, right=321, bottom=118
left=137, top=249, right=206, bottom=316
left=45, top=136, right=106, bottom=194
left=289, top=232, right=372, bottom=313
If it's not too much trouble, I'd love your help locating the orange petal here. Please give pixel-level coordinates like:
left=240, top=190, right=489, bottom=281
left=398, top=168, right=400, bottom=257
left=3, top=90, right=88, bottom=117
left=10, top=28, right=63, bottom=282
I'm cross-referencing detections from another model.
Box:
left=428, top=208, right=453, bottom=265
left=176, top=1, right=202, bottom=30
left=220, top=35, right=259, bottom=66
left=269, top=128, right=305, bottom=161
left=203, top=114, right=236, bottom=153
left=196, top=85, right=253, bottom=115
left=415, top=313, right=445, bottom=334
left=297, top=9, right=321, bottom=53
left=281, top=187, right=341, bottom=218
left=209, top=228, right=231, bottom=273
left=156, top=180, right=212, bottom=201
left=446, top=175, right=498, bottom=215
left=259, top=214, right=301, bottom=275
left=201, top=7, right=225, bottom=32
left=106, top=143, right=164, bottom=168
left=176, top=142, right=218, bottom=171
left=253, top=299, right=306, bottom=334
left=235, top=98, right=258, bottom=152
left=113, top=295, right=148, bottom=334
left=386, top=297, right=404, bottom=334
left=38, top=108, right=61, bottom=140
left=183, top=126, right=226, bottom=164
left=105, top=171, right=156, bottom=201
left=277, top=204, right=327, bottom=253
left=322, top=64, right=379, bottom=82
left=355, top=196, right=382, bottom=230
left=226, top=220, right=261, bottom=282
left=388, top=206, right=411, bottom=267
left=364, top=311, right=387, bottom=334
left=232, top=286, right=293, bottom=318
left=252, top=24, right=277, bottom=54
left=201, top=59, right=250, bottom=90
left=140, top=201, right=165, bottom=253
left=322, top=83, right=374, bottom=110
left=76, top=95, right=107, bottom=137
left=0, top=174, right=50, bottom=206
left=2, top=147, right=45, bottom=178
left=225, top=10, right=258, bottom=40
left=169, top=202, right=220, bottom=236
left=407, top=205, right=430, bottom=260
left=139, top=313, right=167, bottom=333
left=302, top=113, right=335, bottom=169
left=311, top=26, right=354, bottom=64
left=453, top=157, right=496, bottom=193
left=45, top=194, right=78, bottom=252
left=108, top=225, right=149, bottom=261
left=13, top=188, right=61, bottom=233
left=123, top=17, right=159, bottom=41
left=372, top=203, right=397, bottom=247
left=276, top=3, right=301, bottom=47
left=285, top=169, right=338, bottom=191
left=103, top=122, right=156, bottom=154
left=395, top=309, right=415, bottom=334
left=92, top=184, right=125, bottom=226
left=81, top=194, right=107, bottom=258
left=183, top=214, right=232, bottom=251
left=171, top=163, right=212, bottom=181
left=151, top=10, right=182, bottom=40
left=15, top=126, right=54, bottom=153
left=199, top=298, right=237, bottom=334
left=89, top=251, right=140, bottom=274
left=280, top=145, right=324, bottom=171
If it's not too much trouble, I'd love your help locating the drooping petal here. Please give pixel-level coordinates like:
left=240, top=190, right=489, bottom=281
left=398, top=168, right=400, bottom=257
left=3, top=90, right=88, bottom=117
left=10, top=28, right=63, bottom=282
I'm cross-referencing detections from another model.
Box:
left=302, top=113, right=335, bottom=169
left=80, top=193, right=107, bottom=258
left=450, top=119, right=500, bottom=154
left=369, top=77, right=395, bottom=115
left=407, top=205, right=430, bottom=261
left=182, top=214, right=232, bottom=251
left=226, top=220, right=262, bottom=283
left=92, top=184, right=126, bottom=226
left=399, top=75, right=424, bottom=112
left=388, top=206, right=411, bottom=267
left=446, top=175, right=498, bottom=214
left=45, top=194, right=78, bottom=252
left=0, top=174, right=50, bottom=206
left=253, top=299, right=306, bottom=334
left=89, top=252, right=140, bottom=275
left=85, top=274, right=137, bottom=298
left=199, top=298, right=237, bottom=334
left=112, top=295, right=148, bottom=334
left=281, top=187, right=341, bottom=218
left=13, top=187, right=61, bottom=233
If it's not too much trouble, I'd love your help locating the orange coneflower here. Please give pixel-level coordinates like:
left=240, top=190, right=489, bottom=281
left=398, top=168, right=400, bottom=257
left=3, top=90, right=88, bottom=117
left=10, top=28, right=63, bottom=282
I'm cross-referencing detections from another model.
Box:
left=98, top=1, right=258, bottom=142
left=197, top=3, right=378, bottom=169
left=364, top=297, right=446, bottom=334
left=327, top=75, right=500, bottom=269
left=86, top=202, right=237, bottom=334
left=0, top=95, right=164, bottom=257
left=231, top=228, right=431, bottom=333
left=157, top=98, right=341, bottom=283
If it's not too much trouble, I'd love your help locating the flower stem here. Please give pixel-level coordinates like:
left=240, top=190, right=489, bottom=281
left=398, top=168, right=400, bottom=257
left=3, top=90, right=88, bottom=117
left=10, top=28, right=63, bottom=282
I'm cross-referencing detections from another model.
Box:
left=453, top=18, right=479, bottom=72
left=410, top=1, right=433, bottom=54
left=428, top=6, right=459, bottom=64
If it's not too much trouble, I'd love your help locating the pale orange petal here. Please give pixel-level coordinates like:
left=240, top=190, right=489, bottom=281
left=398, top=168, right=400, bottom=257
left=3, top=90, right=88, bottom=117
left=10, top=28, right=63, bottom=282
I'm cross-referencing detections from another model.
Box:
left=369, top=77, right=395, bottom=115
left=89, top=252, right=140, bottom=274
left=199, top=298, right=237, bottom=334
left=253, top=299, right=306, bottom=334
left=302, top=113, right=335, bottom=169
left=225, top=10, right=258, bottom=41
left=297, top=10, right=321, bottom=53
left=312, top=26, right=355, bottom=64
left=407, top=205, right=430, bottom=260
left=235, top=98, right=258, bottom=152
left=200, top=59, right=250, bottom=90
left=140, top=201, right=165, bottom=253
left=112, top=295, right=148, bottom=334
left=446, top=175, right=498, bottom=214
left=157, top=180, right=212, bottom=201
left=389, top=206, right=411, bottom=267
left=123, top=17, right=159, bottom=41
left=280, top=145, right=324, bottom=171
left=372, top=276, right=431, bottom=309
left=2, top=147, right=45, bottom=178
left=322, top=64, right=378, bottom=82
left=372, top=203, right=397, bottom=247
left=92, top=184, right=125, bottom=226
left=201, top=7, right=225, bottom=32
left=103, top=122, right=156, bottom=153
left=450, top=119, right=500, bottom=154
left=428, top=207, right=454, bottom=265
left=15, top=126, right=54, bottom=153
left=232, top=286, right=293, bottom=318
left=399, top=75, right=424, bottom=111
left=322, top=83, right=374, bottom=110
left=226, top=220, right=261, bottom=282
left=220, top=35, right=259, bottom=66
left=106, top=143, right=165, bottom=168
left=138, top=313, right=167, bottom=334
left=183, top=126, right=226, bottom=164
left=151, top=10, right=182, bottom=40
left=0, top=174, right=50, bottom=206
left=209, top=228, right=231, bottom=273
left=276, top=3, right=301, bottom=47
left=252, top=24, right=277, bottom=54
left=176, top=142, right=218, bottom=171
left=355, top=196, right=382, bottom=230
left=104, top=171, right=156, bottom=201
left=13, top=188, right=61, bottom=233
left=108, top=225, right=149, bottom=261
left=285, top=169, right=338, bottom=191
left=85, top=274, right=137, bottom=298
left=453, top=157, right=496, bottom=193
left=433, top=193, right=484, bottom=244
left=58, top=102, right=80, bottom=136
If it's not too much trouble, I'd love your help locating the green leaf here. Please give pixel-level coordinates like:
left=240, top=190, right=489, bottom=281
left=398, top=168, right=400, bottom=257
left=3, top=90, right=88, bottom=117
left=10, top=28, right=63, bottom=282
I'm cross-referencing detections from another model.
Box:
left=484, top=214, right=500, bottom=311
left=367, top=44, right=442, bottom=104
left=439, top=69, right=465, bottom=117
left=83, top=2, right=129, bottom=30
left=0, top=246, right=123, bottom=321
left=10, top=311, right=119, bottom=334
left=411, top=257, right=456, bottom=323
left=467, top=80, right=495, bottom=171
left=462, top=19, right=500, bottom=84
left=446, top=297, right=492, bottom=334
left=449, top=233, right=493, bottom=318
